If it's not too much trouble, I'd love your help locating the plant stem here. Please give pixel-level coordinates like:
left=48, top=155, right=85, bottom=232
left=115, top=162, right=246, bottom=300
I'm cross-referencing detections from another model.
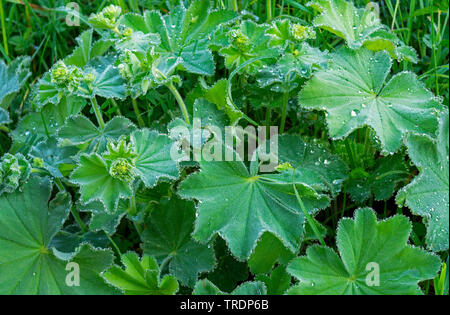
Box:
left=159, top=255, right=172, bottom=273
left=131, top=98, right=145, bottom=128
left=54, top=178, right=66, bottom=192
left=129, top=193, right=138, bottom=216
left=345, top=138, right=355, bottom=169
left=40, top=111, right=50, bottom=138
left=111, top=99, right=122, bottom=115
left=266, top=0, right=273, bottom=21
left=167, top=82, right=190, bottom=125
left=363, top=127, right=371, bottom=156
left=293, top=182, right=326, bottom=247
left=341, top=184, right=347, bottom=219
left=0, top=0, right=8, bottom=57
left=280, top=91, right=289, bottom=133
left=129, top=193, right=143, bottom=237
left=265, top=107, right=271, bottom=135
left=91, top=97, right=106, bottom=130
left=232, top=0, right=238, bottom=12
left=70, top=205, right=88, bottom=233
left=104, top=232, right=122, bottom=258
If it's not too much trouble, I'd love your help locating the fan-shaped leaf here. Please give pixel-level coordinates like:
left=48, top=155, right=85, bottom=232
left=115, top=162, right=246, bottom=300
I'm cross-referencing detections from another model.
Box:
left=287, top=208, right=441, bottom=295
left=178, top=148, right=330, bottom=260
left=0, top=57, right=31, bottom=108
left=193, top=279, right=266, bottom=295
left=142, top=197, right=215, bottom=287
left=102, top=252, right=179, bottom=295
left=64, top=29, right=114, bottom=68
left=0, top=176, right=116, bottom=294
left=299, top=48, right=441, bottom=153
left=397, top=111, right=449, bottom=252
left=70, top=153, right=133, bottom=213
left=131, top=129, right=179, bottom=187
left=58, top=115, right=135, bottom=153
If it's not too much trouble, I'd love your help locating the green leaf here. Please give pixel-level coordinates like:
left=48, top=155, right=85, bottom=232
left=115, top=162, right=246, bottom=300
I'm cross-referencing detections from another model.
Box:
left=219, top=20, right=279, bottom=74
left=178, top=151, right=330, bottom=260
left=193, top=279, right=267, bottom=295
left=304, top=218, right=328, bottom=241
left=248, top=232, right=295, bottom=275
left=308, top=0, right=416, bottom=61
left=12, top=95, right=86, bottom=147
left=142, top=197, right=215, bottom=287
left=88, top=4, right=122, bottom=30
left=299, top=48, right=441, bottom=153
left=348, top=154, right=408, bottom=203
left=0, top=176, right=116, bottom=294
left=79, top=56, right=127, bottom=100
left=207, top=237, right=249, bottom=292
left=0, top=108, right=9, bottom=124
left=255, top=266, right=291, bottom=295
left=102, top=252, right=179, bottom=295
left=397, top=110, right=449, bottom=252
left=36, top=72, right=61, bottom=106
left=51, top=230, right=109, bottom=254
left=266, top=19, right=316, bottom=48
left=256, top=43, right=328, bottom=92
left=0, top=56, right=31, bottom=108
left=277, top=134, right=348, bottom=197
left=287, top=208, right=441, bottom=295
left=64, top=29, right=114, bottom=68
left=70, top=153, right=133, bottom=213
left=197, top=79, right=243, bottom=124
left=29, top=138, right=78, bottom=178
left=58, top=115, right=135, bottom=153
left=115, top=31, right=160, bottom=53
left=131, top=129, right=179, bottom=187
left=120, top=0, right=237, bottom=76
left=0, top=153, right=31, bottom=195
left=78, top=200, right=127, bottom=235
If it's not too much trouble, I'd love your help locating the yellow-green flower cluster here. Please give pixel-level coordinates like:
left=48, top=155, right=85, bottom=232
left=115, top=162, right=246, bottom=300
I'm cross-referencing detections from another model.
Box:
left=88, top=5, right=122, bottom=30
left=109, top=158, right=136, bottom=182
left=104, top=138, right=137, bottom=183
left=50, top=61, right=95, bottom=93
left=229, top=29, right=250, bottom=51
left=290, top=24, right=316, bottom=41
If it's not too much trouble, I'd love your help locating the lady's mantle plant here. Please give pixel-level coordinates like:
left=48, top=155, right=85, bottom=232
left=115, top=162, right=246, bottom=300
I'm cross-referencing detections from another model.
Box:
left=0, top=0, right=448, bottom=295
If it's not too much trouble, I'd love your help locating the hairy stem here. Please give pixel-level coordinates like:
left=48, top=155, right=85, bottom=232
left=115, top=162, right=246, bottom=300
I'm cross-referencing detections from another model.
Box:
left=167, top=82, right=190, bottom=125
left=129, top=193, right=143, bottom=237
left=91, top=97, right=106, bottom=130
left=341, top=184, right=347, bottom=219
left=266, top=0, right=273, bottom=21
left=132, top=98, right=145, bottom=128
left=159, top=255, right=172, bottom=273
left=293, top=182, right=326, bottom=247
left=40, top=111, right=50, bottom=138
left=344, top=138, right=355, bottom=169
left=70, top=205, right=88, bottom=233
left=265, top=107, right=271, bottom=135
left=280, top=91, right=289, bottom=133
left=111, top=99, right=122, bottom=115
left=104, top=232, right=122, bottom=257
left=54, top=178, right=66, bottom=192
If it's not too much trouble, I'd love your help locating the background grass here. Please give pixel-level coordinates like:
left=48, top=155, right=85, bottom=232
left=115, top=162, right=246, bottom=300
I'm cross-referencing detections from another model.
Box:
left=0, top=0, right=448, bottom=100
left=0, top=0, right=448, bottom=295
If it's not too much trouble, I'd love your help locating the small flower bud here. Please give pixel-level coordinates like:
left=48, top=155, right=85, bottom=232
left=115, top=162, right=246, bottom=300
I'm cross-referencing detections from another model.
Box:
left=291, top=24, right=316, bottom=41
left=109, top=159, right=135, bottom=182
